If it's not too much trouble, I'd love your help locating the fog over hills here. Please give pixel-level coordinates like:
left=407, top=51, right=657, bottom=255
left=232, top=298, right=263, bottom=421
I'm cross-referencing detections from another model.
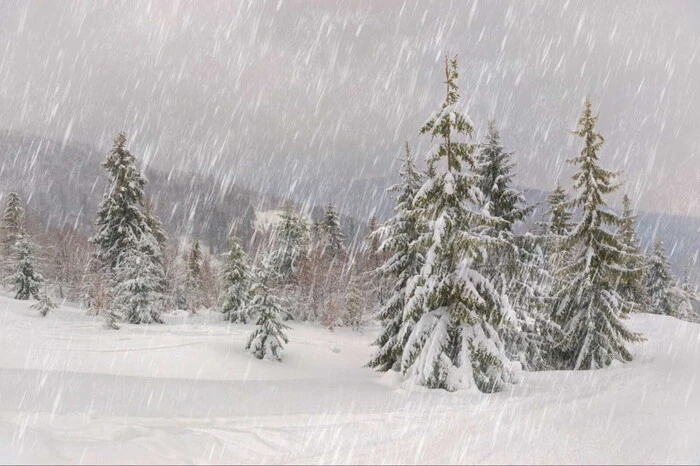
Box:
left=1, top=130, right=698, bottom=281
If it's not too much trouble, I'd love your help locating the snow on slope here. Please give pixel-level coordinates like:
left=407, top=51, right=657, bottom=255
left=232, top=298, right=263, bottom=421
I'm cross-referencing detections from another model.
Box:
left=0, top=295, right=698, bottom=465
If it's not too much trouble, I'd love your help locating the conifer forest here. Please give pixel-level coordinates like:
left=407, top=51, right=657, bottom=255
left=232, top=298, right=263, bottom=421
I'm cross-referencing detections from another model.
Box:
left=0, top=1, right=699, bottom=464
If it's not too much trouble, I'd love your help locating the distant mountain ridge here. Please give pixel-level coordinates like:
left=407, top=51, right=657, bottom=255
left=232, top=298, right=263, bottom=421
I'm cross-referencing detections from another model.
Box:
left=0, top=130, right=697, bottom=282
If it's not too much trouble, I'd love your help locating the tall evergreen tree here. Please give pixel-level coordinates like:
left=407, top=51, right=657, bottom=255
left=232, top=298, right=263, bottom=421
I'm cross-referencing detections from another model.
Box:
left=400, top=55, right=515, bottom=392
left=266, top=204, right=309, bottom=280
left=185, top=239, right=203, bottom=310
left=616, top=194, right=647, bottom=309
left=315, top=203, right=345, bottom=258
left=221, top=236, right=252, bottom=323
left=367, top=143, right=424, bottom=372
left=474, top=120, right=551, bottom=372
left=540, top=184, right=573, bottom=238
left=1, top=192, right=25, bottom=256
left=245, top=269, right=290, bottom=361
left=90, top=133, right=155, bottom=270
left=112, top=233, right=165, bottom=324
left=11, top=235, right=42, bottom=300
left=645, top=239, right=675, bottom=316
left=551, top=98, right=643, bottom=370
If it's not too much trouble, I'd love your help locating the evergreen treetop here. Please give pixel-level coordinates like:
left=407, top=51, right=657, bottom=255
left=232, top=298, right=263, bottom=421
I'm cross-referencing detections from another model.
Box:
left=475, top=120, right=532, bottom=233
left=90, top=133, right=154, bottom=269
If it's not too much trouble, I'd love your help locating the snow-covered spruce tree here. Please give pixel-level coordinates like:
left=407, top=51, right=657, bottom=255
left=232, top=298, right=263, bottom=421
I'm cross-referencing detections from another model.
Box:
left=474, top=120, right=552, bottom=371
left=645, top=239, right=675, bottom=316
left=673, top=269, right=698, bottom=322
left=302, top=202, right=347, bottom=323
left=616, top=194, right=647, bottom=309
left=475, top=120, right=532, bottom=235
left=540, top=184, right=573, bottom=237
left=1, top=191, right=25, bottom=257
left=551, top=98, right=643, bottom=370
left=538, top=183, right=573, bottom=273
left=90, top=133, right=156, bottom=270
left=316, top=203, right=346, bottom=257
left=366, top=143, right=425, bottom=372
left=361, top=215, right=390, bottom=314
left=400, top=55, right=516, bottom=392
left=143, top=196, right=168, bottom=253
left=11, top=235, right=42, bottom=300
left=245, top=268, right=290, bottom=361
left=32, top=288, right=57, bottom=317
left=112, top=233, right=165, bottom=324
left=185, top=239, right=203, bottom=310
left=266, top=203, right=309, bottom=281
left=221, top=236, right=252, bottom=323
left=344, top=277, right=363, bottom=331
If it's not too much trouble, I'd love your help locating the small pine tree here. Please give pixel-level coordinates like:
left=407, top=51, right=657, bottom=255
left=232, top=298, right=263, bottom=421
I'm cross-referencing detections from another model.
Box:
left=645, top=239, right=676, bottom=316
left=11, top=235, right=42, bottom=300
left=551, top=98, right=643, bottom=370
left=32, top=289, right=57, bottom=317
left=245, top=271, right=290, bottom=361
left=344, top=278, right=363, bottom=331
left=221, top=236, right=252, bottom=323
left=112, top=234, right=165, bottom=324
left=673, top=269, right=698, bottom=322
left=367, top=142, right=424, bottom=372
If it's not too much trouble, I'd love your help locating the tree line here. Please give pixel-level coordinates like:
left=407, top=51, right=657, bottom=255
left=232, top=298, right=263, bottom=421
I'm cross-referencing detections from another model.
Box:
left=0, top=55, right=695, bottom=383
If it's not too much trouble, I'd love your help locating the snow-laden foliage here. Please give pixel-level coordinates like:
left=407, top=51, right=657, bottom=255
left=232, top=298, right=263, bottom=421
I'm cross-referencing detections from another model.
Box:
left=616, top=194, right=648, bottom=309
left=31, top=290, right=57, bottom=317
left=645, top=239, right=675, bottom=316
left=1, top=191, right=24, bottom=258
left=112, top=233, right=165, bottom=324
left=185, top=239, right=203, bottom=310
left=475, top=120, right=532, bottom=234
left=399, top=56, right=516, bottom=392
left=90, top=133, right=155, bottom=270
left=220, top=236, right=252, bottom=323
left=367, top=143, right=425, bottom=372
left=551, top=99, right=643, bottom=370
left=11, top=235, right=42, bottom=300
left=471, top=119, right=554, bottom=372
left=245, top=269, right=290, bottom=361
left=344, top=277, right=363, bottom=331
left=313, top=202, right=346, bottom=258
left=265, top=204, right=309, bottom=280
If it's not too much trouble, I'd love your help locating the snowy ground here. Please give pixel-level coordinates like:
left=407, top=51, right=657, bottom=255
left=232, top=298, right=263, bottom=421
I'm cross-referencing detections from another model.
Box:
left=0, top=295, right=698, bottom=465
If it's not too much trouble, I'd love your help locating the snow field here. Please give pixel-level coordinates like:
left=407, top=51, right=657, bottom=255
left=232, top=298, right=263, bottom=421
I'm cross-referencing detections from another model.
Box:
left=0, top=296, right=698, bottom=464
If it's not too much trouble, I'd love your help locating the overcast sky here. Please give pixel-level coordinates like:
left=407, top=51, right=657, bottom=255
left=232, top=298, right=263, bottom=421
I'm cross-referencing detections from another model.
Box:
left=0, top=0, right=699, bottom=217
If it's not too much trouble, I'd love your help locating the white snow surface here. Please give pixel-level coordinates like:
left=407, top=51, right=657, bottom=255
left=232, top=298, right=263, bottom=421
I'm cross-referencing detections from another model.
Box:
left=0, top=295, right=699, bottom=464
